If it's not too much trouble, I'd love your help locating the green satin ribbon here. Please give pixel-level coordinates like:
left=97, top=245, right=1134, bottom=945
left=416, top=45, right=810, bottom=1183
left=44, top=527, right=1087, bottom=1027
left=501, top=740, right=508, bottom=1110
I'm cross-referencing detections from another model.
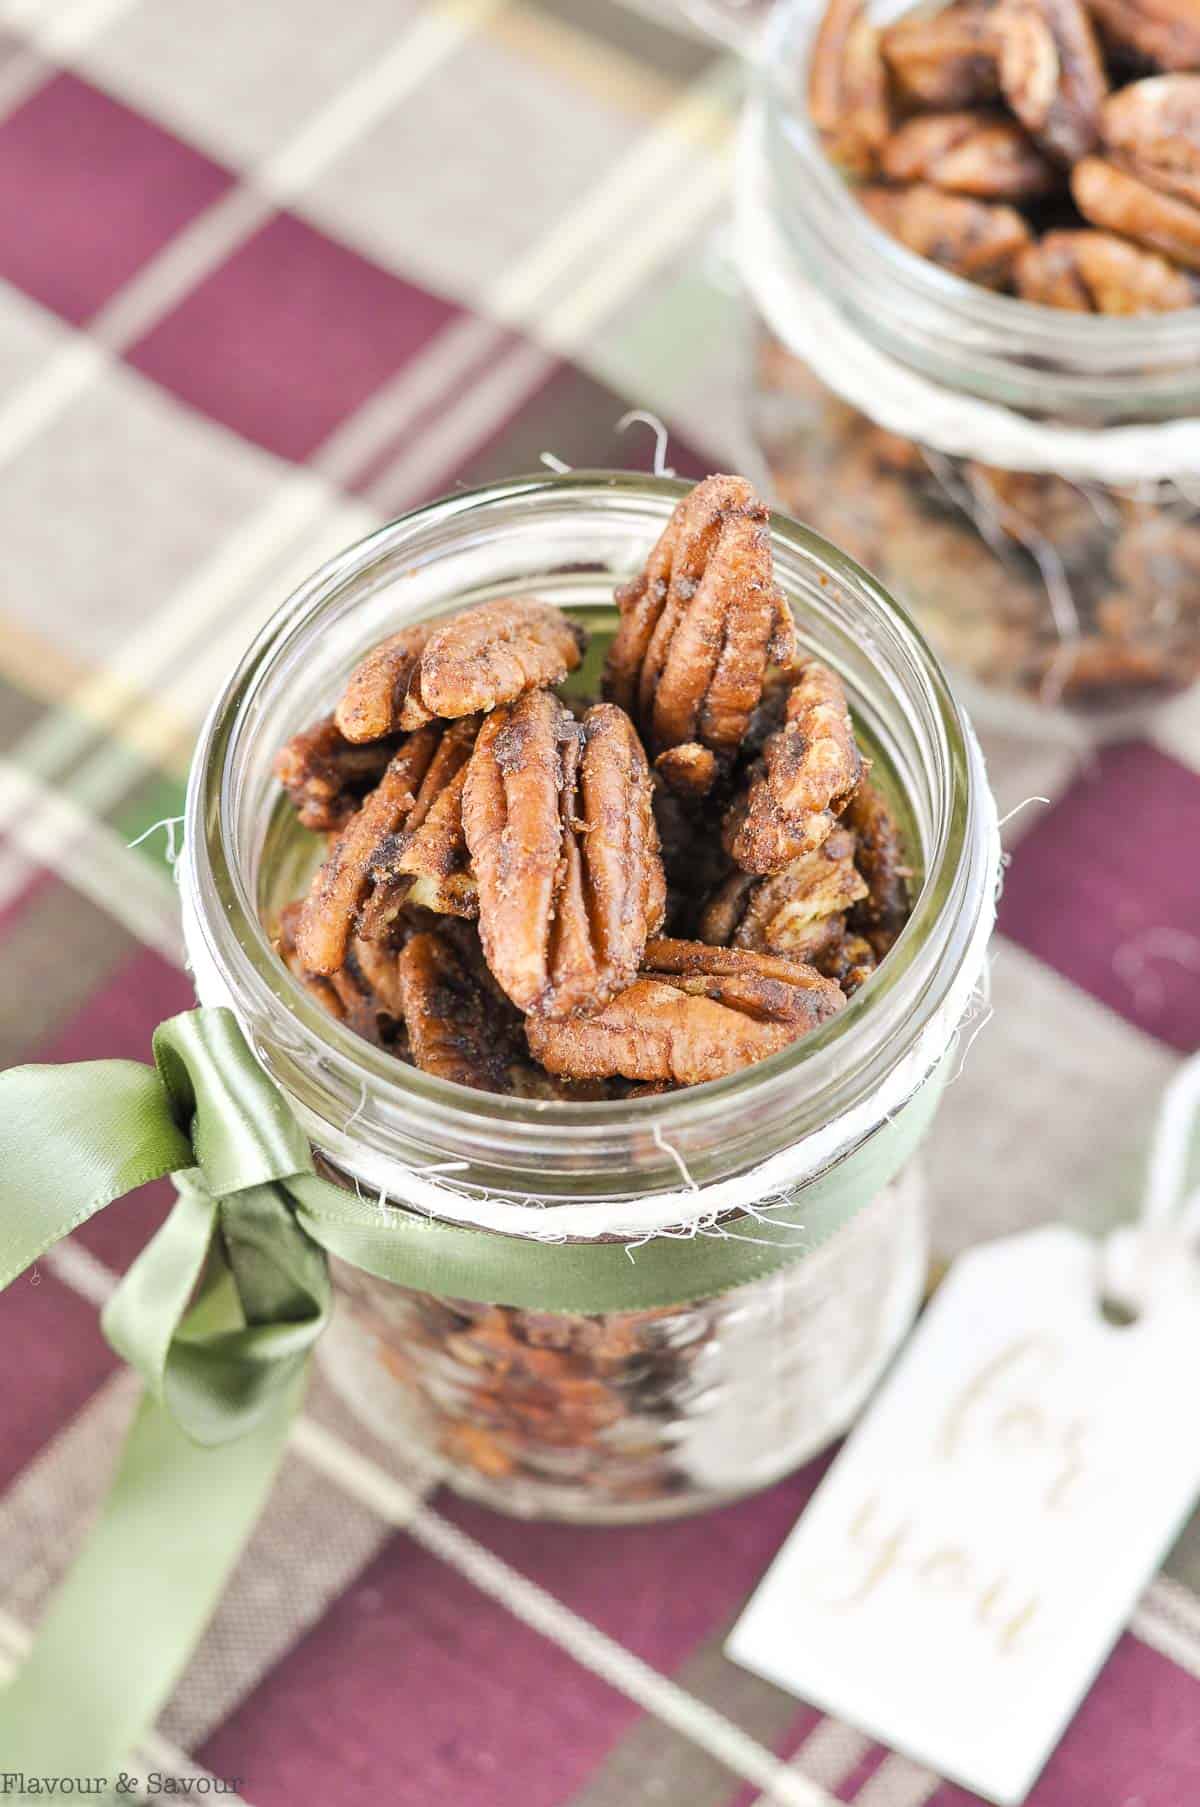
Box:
left=0, top=1006, right=940, bottom=1791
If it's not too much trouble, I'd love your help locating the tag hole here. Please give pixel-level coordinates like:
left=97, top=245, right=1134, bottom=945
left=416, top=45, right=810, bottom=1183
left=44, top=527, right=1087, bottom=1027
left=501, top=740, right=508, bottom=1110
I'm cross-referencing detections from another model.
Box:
left=1099, top=1295, right=1140, bottom=1328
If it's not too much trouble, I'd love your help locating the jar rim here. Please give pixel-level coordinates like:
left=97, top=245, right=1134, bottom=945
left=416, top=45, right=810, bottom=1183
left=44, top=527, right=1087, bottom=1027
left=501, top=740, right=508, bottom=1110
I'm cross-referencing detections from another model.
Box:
left=755, top=0, right=1200, bottom=418
left=183, top=470, right=997, bottom=1201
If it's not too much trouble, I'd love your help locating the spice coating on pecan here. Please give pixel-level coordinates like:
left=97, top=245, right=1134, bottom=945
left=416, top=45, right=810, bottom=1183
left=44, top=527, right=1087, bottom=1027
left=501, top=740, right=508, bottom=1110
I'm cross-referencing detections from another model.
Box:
left=1086, top=0, right=1200, bottom=71
left=860, top=183, right=1033, bottom=286
left=334, top=626, right=431, bottom=743
left=843, top=780, right=912, bottom=959
left=809, top=0, right=892, bottom=176
left=654, top=742, right=719, bottom=799
left=724, top=660, right=864, bottom=876
left=462, top=691, right=665, bottom=1018
left=273, top=716, right=396, bottom=832
left=881, top=111, right=1057, bottom=199
left=700, top=827, right=868, bottom=968
left=395, top=930, right=524, bottom=1092
left=994, top=0, right=1107, bottom=165
left=1016, top=226, right=1199, bottom=308
left=357, top=717, right=480, bottom=938
left=603, top=475, right=797, bottom=763
left=296, top=725, right=442, bottom=975
left=526, top=940, right=845, bottom=1087
left=1101, top=75, right=1200, bottom=209
left=1072, top=154, right=1200, bottom=268
left=398, top=597, right=585, bottom=729
left=881, top=4, right=1000, bottom=110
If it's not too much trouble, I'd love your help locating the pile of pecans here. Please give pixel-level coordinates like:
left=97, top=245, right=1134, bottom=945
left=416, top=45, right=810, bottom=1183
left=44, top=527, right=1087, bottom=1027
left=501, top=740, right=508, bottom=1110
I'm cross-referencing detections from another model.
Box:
left=812, top=0, right=1200, bottom=310
left=271, top=475, right=911, bottom=1098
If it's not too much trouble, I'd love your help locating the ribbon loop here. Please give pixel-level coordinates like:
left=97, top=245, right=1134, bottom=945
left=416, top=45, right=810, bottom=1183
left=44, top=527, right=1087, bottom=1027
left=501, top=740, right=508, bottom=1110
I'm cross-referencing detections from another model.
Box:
left=152, top=1008, right=313, bottom=1197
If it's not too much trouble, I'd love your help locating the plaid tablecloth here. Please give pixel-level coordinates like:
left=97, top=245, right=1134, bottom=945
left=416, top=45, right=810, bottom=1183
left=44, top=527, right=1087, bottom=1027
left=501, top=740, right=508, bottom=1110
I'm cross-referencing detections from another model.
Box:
left=2, top=1, right=1199, bottom=1802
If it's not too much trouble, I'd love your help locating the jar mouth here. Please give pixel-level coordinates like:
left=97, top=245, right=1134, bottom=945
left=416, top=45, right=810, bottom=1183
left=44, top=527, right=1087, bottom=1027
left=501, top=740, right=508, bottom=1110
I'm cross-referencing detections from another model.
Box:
left=184, top=470, right=996, bottom=1197
left=756, top=0, right=1200, bottom=416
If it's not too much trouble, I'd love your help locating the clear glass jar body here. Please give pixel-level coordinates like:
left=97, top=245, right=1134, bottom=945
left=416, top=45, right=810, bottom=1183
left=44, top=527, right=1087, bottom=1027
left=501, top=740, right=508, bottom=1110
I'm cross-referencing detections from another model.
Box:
left=744, top=1, right=1200, bottom=738
left=320, top=1170, right=926, bottom=1521
left=182, top=472, right=996, bottom=1522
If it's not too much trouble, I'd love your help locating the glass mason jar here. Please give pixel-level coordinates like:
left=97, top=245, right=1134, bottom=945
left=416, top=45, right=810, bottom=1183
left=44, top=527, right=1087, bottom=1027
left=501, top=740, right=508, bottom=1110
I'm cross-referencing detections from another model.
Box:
left=739, top=0, right=1200, bottom=739
left=180, top=472, right=998, bottom=1523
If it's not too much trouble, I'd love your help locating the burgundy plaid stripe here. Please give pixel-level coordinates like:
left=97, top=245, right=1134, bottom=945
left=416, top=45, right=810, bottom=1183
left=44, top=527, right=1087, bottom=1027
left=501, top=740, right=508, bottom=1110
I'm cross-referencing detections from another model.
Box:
left=930, top=1637, right=1200, bottom=1807
left=129, top=213, right=463, bottom=462
left=199, top=1467, right=830, bottom=1807
left=0, top=74, right=231, bottom=324
left=999, top=743, right=1200, bottom=1052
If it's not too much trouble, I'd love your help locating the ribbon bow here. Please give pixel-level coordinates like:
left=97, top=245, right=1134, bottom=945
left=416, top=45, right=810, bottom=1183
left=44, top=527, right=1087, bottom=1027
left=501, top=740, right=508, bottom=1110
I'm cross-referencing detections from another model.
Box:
left=0, top=1006, right=940, bottom=1789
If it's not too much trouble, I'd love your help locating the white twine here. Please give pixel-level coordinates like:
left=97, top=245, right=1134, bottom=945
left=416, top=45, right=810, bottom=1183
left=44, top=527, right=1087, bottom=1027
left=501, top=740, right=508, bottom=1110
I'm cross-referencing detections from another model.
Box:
left=1100, top=1052, right=1200, bottom=1315
left=736, top=111, right=1200, bottom=485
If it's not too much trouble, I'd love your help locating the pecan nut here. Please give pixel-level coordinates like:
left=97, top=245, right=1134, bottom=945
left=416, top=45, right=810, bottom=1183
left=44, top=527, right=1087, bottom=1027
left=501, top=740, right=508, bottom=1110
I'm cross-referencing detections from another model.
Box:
left=397, top=597, right=585, bottom=729
left=1072, top=154, right=1200, bottom=270
left=860, top=183, right=1033, bottom=286
left=699, top=826, right=868, bottom=967
left=881, top=3, right=1000, bottom=111
left=1086, top=0, right=1200, bottom=71
left=357, top=716, right=480, bottom=938
left=723, top=659, right=863, bottom=875
left=1015, top=226, right=1199, bottom=308
left=395, top=929, right=525, bottom=1092
left=334, top=626, right=431, bottom=743
left=843, top=780, right=912, bottom=958
left=880, top=111, right=1056, bottom=200
left=273, top=716, right=396, bottom=832
left=1101, top=74, right=1200, bottom=209
left=526, top=939, right=845, bottom=1087
left=993, top=0, right=1107, bottom=165
left=462, top=690, right=666, bottom=1018
left=295, top=725, right=445, bottom=975
left=809, top=0, right=891, bottom=176
left=603, top=475, right=796, bottom=776
left=277, top=901, right=407, bottom=1045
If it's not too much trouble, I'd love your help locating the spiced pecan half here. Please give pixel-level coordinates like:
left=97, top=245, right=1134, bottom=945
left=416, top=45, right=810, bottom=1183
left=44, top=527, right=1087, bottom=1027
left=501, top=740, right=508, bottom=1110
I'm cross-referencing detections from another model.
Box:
left=397, top=597, right=585, bottom=730
left=462, top=690, right=666, bottom=1018
left=881, top=110, right=1056, bottom=199
left=843, top=780, right=912, bottom=959
left=1085, top=0, right=1200, bottom=70
left=1072, top=155, right=1200, bottom=270
left=723, top=660, right=863, bottom=875
left=603, top=475, right=797, bottom=777
left=395, top=929, right=525, bottom=1092
left=526, top=939, right=845, bottom=1087
left=277, top=902, right=408, bottom=1045
left=699, top=826, right=868, bottom=966
left=654, top=742, right=719, bottom=799
left=274, top=716, right=396, bottom=832
left=809, top=0, right=892, bottom=176
left=993, top=0, right=1106, bottom=165
left=821, top=932, right=878, bottom=996
left=860, top=183, right=1033, bottom=287
left=1015, top=226, right=1199, bottom=309
left=1101, top=75, right=1200, bottom=211
left=881, top=3, right=1000, bottom=111
left=295, top=725, right=444, bottom=975
left=334, top=626, right=431, bottom=743
left=357, top=716, right=480, bottom=938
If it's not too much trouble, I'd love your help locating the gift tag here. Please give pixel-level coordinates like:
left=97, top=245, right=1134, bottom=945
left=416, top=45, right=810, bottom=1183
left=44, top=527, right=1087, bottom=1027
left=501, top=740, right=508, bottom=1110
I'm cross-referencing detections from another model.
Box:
left=727, top=1223, right=1200, bottom=1805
